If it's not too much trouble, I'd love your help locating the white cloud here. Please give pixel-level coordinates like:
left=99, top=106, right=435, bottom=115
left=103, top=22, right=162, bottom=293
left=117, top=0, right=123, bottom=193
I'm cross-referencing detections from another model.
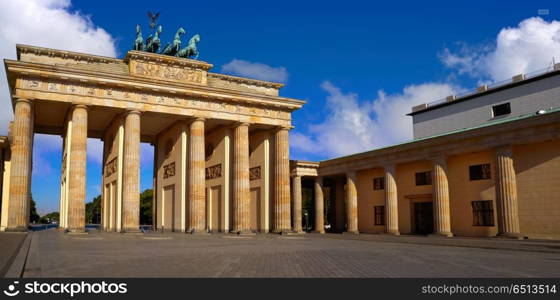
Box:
left=290, top=81, right=458, bottom=158
left=0, top=0, right=117, bottom=135
left=441, top=17, right=560, bottom=82
left=221, top=59, right=288, bottom=83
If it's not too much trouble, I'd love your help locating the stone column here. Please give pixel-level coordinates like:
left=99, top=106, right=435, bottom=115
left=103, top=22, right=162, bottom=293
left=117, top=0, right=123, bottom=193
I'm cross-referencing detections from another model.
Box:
left=495, top=146, right=522, bottom=238
left=432, top=156, right=453, bottom=237
left=273, top=127, right=291, bottom=233
left=122, top=110, right=141, bottom=232
left=291, top=175, right=303, bottom=233
left=152, top=141, right=158, bottom=230
left=231, top=122, right=250, bottom=234
left=384, top=164, right=399, bottom=235
left=313, top=176, right=325, bottom=234
left=345, top=171, right=359, bottom=234
left=67, top=105, right=88, bottom=232
left=187, top=118, right=206, bottom=233
left=7, top=98, right=33, bottom=231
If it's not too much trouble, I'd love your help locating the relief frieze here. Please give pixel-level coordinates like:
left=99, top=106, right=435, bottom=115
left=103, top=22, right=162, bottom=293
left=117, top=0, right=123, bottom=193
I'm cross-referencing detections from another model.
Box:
left=163, top=162, right=176, bottom=179
left=131, top=61, right=204, bottom=85
left=20, top=78, right=291, bottom=121
left=205, top=164, right=222, bottom=180
left=105, top=157, right=118, bottom=177
left=249, top=166, right=261, bottom=181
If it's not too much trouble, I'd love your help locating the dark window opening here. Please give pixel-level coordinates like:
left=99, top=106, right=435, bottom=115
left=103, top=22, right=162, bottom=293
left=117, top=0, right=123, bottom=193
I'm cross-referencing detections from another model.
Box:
left=472, top=200, right=494, bottom=226
left=373, top=177, right=385, bottom=190
left=374, top=206, right=385, bottom=225
left=469, top=163, right=491, bottom=180
left=415, top=171, right=432, bottom=186
left=492, top=103, right=511, bottom=117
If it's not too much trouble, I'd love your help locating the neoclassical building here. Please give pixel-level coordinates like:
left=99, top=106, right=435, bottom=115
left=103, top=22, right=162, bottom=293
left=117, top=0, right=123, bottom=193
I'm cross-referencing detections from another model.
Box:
left=291, top=66, right=560, bottom=240
left=0, top=44, right=302, bottom=234
left=1, top=45, right=559, bottom=240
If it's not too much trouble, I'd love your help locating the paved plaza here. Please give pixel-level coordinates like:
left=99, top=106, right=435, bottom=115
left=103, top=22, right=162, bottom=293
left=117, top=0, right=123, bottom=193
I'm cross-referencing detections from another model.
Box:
left=9, top=230, right=560, bottom=278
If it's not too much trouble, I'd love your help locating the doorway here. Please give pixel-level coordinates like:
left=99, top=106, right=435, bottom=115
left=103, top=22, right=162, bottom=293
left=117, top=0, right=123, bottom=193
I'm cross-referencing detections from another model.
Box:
left=413, top=202, right=433, bottom=235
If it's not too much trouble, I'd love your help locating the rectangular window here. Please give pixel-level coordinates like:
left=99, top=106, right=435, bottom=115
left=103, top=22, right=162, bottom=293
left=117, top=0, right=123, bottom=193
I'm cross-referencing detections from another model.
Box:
left=472, top=200, right=494, bottom=226
left=374, top=206, right=385, bottom=225
left=492, top=103, right=511, bottom=117
left=415, top=171, right=432, bottom=186
left=373, top=177, right=385, bottom=190
left=469, top=163, right=491, bottom=180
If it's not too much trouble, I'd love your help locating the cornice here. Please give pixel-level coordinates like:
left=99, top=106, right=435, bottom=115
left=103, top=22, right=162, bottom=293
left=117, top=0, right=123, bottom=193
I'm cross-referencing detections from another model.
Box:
left=208, top=73, right=284, bottom=89
left=16, top=44, right=121, bottom=64
left=318, top=110, right=560, bottom=174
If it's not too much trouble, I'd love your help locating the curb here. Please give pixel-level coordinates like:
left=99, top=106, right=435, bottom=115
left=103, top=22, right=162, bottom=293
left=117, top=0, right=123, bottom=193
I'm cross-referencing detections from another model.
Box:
left=4, top=232, right=32, bottom=278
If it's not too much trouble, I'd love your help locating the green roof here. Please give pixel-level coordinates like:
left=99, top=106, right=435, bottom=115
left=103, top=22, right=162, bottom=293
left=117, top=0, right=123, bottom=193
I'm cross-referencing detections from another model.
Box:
left=320, top=106, right=560, bottom=164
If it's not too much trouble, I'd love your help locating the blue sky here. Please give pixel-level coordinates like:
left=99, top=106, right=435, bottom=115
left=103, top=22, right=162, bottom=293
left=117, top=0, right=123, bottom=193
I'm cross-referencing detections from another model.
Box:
left=1, top=0, right=559, bottom=214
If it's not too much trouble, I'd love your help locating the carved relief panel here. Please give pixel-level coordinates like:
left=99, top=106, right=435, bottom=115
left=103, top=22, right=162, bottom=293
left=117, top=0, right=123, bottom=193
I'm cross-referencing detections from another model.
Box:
left=205, top=164, right=222, bottom=180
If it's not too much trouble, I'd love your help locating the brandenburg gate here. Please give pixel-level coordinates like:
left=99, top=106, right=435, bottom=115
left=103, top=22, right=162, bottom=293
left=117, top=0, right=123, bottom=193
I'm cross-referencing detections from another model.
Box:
left=2, top=44, right=304, bottom=233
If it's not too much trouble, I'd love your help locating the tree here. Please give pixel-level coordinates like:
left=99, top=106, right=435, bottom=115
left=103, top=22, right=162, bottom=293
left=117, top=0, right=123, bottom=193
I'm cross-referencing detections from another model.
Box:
left=81, top=189, right=153, bottom=225
left=85, top=195, right=101, bottom=224
left=39, top=212, right=59, bottom=224
left=29, top=195, right=40, bottom=224
left=140, top=189, right=153, bottom=225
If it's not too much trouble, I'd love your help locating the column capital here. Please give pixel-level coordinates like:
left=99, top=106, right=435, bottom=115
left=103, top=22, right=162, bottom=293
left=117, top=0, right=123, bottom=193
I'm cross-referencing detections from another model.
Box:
left=125, top=109, right=142, bottom=116
left=275, top=125, right=293, bottom=131
left=346, top=170, right=357, bottom=178
left=72, top=104, right=89, bottom=111
left=428, top=154, right=448, bottom=163
left=14, top=97, right=32, bottom=105
left=382, top=163, right=396, bottom=172
left=191, top=117, right=206, bottom=123
left=234, top=121, right=250, bottom=127
left=494, top=144, right=513, bottom=155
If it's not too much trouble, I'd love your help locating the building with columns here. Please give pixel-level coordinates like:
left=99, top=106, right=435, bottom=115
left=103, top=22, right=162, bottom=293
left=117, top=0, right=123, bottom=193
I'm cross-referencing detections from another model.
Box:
left=0, top=44, right=559, bottom=240
left=291, top=65, right=560, bottom=240
left=0, top=44, right=301, bottom=233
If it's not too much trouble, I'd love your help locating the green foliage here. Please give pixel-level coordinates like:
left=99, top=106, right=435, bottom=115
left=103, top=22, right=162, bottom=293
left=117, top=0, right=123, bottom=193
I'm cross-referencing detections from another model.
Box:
left=140, top=189, right=153, bottom=225
left=85, top=195, right=101, bottom=224
left=29, top=195, right=40, bottom=223
left=39, top=212, right=59, bottom=224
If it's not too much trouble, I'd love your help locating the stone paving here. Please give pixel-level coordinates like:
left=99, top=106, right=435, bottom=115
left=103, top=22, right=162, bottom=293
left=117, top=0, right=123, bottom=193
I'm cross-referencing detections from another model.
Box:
left=20, top=230, right=560, bottom=278
left=0, top=232, right=27, bottom=276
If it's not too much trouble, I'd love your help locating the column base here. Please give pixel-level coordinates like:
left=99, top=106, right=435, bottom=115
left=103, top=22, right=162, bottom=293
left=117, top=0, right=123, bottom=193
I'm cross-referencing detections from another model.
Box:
left=230, top=230, right=255, bottom=236
left=384, top=230, right=400, bottom=236
left=343, top=230, right=359, bottom=235
left=497, top=232, right=525, bottom=240
left=311, top=230, right=325, bottom=234
left=187, top=229, right=211, bottom=235
left=292, top=230, right=306, bottom=235
left=4, top=227, right=28, bottom=232
left=120, top=228, right=143, bottom=235
left=66, top=229, right=88, bottom=235
left=429, top=232, right=453, bottom=238
left=273, top=230, right=296, bottom=235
